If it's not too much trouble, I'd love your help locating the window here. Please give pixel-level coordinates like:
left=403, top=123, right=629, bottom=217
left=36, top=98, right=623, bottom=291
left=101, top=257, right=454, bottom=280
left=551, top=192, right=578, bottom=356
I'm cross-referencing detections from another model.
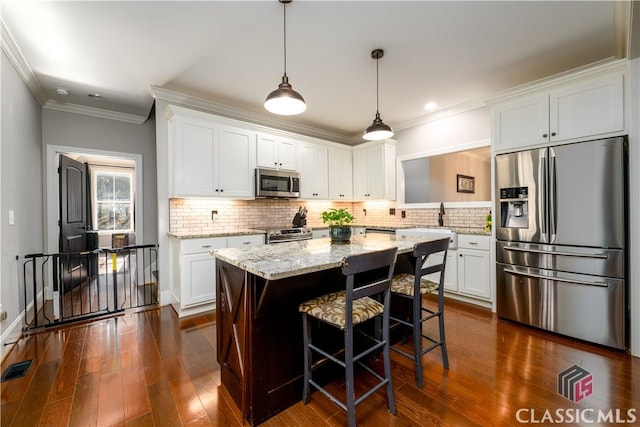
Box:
left=93, top=169, right=134, bottom=233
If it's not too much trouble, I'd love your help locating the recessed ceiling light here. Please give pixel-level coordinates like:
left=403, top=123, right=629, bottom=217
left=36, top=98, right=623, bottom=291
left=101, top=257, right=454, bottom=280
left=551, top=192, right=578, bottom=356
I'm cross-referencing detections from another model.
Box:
left=56, top=87, right=70, bottom=96
left=88, top=93, right=104, bottom=100
left=424, top=102, right=438, bottom=111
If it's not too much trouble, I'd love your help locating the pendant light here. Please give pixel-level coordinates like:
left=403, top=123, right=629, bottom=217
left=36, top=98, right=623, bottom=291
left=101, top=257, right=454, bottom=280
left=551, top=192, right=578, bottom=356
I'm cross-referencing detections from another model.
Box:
left=363, top=49, right=393, bottom=140
left=264, top=0, right=306, bottom=115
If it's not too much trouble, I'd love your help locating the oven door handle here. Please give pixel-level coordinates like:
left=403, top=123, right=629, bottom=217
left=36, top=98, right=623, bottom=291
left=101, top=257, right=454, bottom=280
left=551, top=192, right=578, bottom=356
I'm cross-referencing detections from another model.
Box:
left=503, top=268, right=608, bottom=287
left=504, top=246, right=609, bottom=259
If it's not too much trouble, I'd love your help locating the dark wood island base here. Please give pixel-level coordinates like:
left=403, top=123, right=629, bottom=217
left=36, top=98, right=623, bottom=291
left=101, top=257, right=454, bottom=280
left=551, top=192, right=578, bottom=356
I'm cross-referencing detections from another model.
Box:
left=217, top=259, right=350, bottom=425
left=212, top=235, right=422, bottom=425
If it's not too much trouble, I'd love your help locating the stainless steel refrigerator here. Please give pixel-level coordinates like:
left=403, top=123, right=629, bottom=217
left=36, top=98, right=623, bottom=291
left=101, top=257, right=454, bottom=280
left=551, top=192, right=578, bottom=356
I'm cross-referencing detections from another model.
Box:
left=495, top=136, right=627, bottom=349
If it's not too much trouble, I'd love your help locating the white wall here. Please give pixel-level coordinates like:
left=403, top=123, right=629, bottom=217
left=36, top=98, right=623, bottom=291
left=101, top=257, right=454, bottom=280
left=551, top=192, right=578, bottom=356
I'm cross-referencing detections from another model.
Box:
left=1, top=51, right=44, bottom=360
left=395, top=107, right=491, bottom=157
left=41, top=109, right=158, bottom=246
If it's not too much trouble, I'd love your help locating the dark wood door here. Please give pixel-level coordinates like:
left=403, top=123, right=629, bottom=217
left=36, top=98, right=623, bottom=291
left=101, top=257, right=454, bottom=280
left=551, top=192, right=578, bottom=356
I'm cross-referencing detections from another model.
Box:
left=59, top=154, right=88, bottom=292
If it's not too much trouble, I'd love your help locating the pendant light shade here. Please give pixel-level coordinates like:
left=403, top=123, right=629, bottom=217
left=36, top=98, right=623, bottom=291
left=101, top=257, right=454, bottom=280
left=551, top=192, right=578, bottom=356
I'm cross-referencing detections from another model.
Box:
left=265, top=0, right=306, bottom=115
left=363, top=49, right=393, bottom=140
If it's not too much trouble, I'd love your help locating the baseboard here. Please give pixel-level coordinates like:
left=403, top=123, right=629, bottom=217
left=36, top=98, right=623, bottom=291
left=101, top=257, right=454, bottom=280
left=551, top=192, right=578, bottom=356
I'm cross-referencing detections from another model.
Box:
left=1, top=289, right=44, bottom=363
left=170, top=301, right=216, bottom=318
left=0, top=309, right=25, bottom=363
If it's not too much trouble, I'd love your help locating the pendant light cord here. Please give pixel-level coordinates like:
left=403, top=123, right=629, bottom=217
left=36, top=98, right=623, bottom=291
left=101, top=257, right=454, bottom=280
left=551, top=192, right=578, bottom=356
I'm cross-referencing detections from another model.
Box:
left=283, top=2, right=287, bottom=78
left=376, top=56, right=380, bottom=114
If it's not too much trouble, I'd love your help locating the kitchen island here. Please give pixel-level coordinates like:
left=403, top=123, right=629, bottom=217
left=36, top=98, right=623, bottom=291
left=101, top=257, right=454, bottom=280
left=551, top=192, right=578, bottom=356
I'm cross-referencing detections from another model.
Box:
left=211, top=234, right=432, bottom=426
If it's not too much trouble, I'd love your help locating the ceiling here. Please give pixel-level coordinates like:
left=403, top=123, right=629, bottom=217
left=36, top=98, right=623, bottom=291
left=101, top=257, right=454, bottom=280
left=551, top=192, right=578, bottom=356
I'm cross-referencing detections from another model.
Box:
left=1, top=1, right=634, bottom=144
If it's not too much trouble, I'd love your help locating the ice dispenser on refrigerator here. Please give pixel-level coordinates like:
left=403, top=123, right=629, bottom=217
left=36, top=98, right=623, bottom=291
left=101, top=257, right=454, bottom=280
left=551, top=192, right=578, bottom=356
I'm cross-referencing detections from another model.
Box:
left=499, top=187, right=528, bottom=229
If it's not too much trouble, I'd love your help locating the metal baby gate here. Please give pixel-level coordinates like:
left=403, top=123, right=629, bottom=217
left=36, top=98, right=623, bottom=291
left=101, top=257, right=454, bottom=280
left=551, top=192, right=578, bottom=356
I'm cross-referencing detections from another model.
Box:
left=20, top=244, right=158, bottom=330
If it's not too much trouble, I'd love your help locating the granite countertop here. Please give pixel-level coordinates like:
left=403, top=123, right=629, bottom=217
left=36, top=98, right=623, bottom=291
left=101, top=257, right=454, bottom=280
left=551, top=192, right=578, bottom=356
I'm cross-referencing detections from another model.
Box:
left=314, top=225, right=490, bottom=236
left=169, top=229, right=266, bottom=239
left=211, top=233, right=437, bottom=281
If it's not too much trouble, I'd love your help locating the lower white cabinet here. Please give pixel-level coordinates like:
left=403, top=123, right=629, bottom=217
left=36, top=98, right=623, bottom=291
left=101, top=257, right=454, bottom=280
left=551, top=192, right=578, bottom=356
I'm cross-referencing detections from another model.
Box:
left=175, top=234, right=264, bottom=315
left=456, top=234, right=491, bottom=300
left=426, top=251, right=458, bottom=292
left=181, top=238, right=226, bottom=307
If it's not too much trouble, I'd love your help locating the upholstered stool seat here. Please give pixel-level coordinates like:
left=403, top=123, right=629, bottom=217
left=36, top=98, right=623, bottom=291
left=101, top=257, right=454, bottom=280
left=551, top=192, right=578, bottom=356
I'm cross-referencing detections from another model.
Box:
left=299, top=291, right=383, bottom=329
left=300, top=247, right=398, bottom=427
left=390, top=273, right=439, bottom=297
left=389, top=238, right=450, bottom=388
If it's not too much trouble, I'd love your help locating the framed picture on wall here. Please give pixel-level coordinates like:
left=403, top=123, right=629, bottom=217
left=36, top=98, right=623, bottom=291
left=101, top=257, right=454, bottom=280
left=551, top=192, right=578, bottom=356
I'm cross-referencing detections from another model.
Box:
left=457, top=174, right=475, bottom=193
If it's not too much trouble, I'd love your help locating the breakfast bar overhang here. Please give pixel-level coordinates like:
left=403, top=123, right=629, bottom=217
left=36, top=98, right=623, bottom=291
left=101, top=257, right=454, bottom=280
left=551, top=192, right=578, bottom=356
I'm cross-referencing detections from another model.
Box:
left=212, top=234, right=428, bottom=426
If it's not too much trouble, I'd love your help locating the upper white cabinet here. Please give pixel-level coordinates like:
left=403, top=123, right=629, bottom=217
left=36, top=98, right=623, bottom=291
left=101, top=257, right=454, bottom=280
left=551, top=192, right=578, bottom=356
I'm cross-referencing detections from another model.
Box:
left=169, top=108, right=256, bottom=198
left=217, top=125, right=257, bottom=198
left=298, top=143, right=329, bottom=199
left=353, top=140, right=396, bottom=200
left=256, top=133, right=297, bottom=171
left=492, top=72, right=624, bottom=153
left=328, top=146, right=353, bottom=200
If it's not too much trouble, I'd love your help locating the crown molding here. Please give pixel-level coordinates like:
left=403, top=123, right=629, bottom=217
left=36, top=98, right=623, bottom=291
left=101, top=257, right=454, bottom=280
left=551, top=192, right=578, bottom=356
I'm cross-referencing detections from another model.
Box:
left=43, top=100, right=148, bottom=124
left=151, top=86, right=352, bottom=145
left=1, top=18, right=47, bottom=106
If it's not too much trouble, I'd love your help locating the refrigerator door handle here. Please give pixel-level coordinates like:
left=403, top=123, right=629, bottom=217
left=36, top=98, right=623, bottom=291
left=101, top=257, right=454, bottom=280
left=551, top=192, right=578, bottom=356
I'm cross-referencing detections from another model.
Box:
left=504, top=246, right=609, bottom=259
left=503, top=268, right=609, bottom=287
left=549, top=147, right=557, bottom=241
left=539, top=152, right=548, bottom=236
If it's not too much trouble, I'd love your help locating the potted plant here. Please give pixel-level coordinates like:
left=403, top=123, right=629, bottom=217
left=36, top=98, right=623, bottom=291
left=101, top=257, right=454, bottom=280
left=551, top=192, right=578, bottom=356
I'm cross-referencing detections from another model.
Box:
left=321, top=208, right=355, bottom=243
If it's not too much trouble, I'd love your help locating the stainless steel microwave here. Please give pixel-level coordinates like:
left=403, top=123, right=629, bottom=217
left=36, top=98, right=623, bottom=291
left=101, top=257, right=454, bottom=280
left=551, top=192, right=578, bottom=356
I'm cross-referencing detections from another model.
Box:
left=255, top=168, right=300, bottom=198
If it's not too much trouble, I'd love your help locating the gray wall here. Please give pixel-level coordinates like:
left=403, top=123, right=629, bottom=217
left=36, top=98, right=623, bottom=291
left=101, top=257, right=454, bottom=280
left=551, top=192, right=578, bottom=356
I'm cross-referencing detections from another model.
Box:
left=42, top=109, right=158, bottom=245
left=1, top=51, right=44, bottom=359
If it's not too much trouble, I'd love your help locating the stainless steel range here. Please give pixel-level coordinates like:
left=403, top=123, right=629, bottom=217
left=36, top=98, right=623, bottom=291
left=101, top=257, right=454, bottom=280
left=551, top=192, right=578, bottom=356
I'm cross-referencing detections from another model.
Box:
left=266, top=227, right=313, bottom=244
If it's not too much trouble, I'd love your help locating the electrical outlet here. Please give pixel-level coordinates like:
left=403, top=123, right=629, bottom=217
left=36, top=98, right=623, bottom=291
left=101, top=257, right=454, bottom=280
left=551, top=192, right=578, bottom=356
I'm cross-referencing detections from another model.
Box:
left=0, top=311, right=7, bottom=321
left=401, top=210, right=406, bottom=218
left=389, top=208, right=396, bottom=215
left=211, top=210, right=218, bottom=220
left=363, top=209, right=367, bottom=216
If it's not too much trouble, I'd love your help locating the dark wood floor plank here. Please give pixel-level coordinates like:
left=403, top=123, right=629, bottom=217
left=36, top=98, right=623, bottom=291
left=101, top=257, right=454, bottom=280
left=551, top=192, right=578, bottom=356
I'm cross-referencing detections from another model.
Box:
left=9, top=359, right=59, bottom=426
left=39, top=396, right=73, bottom=427
left=148, top=379, right=183, bottom=426
left=69, top=372, right=99, bottom=427
left=1, top=300, right=638, bottom=427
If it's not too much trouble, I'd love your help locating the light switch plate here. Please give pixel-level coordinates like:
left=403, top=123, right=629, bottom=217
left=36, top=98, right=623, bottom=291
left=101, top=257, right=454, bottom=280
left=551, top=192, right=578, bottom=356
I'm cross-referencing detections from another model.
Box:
left=8, top=210, right=14, bottom=225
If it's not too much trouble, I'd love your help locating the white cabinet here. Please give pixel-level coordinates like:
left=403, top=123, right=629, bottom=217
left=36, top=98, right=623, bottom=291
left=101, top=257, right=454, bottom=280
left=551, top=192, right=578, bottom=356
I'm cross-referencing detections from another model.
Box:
left=172, top=115, right=218, bottom=196
left=169, top=108, right=256, bottom=198
left=179, top=237, right=226, bottom=308
left=298, top=143, right=329, bottom=199
left=217, top=125, right=257, bottom=198
left=426, top=251, right=458, bottom=292
left=353, top=140, right=396, bottom=200
left=257, top=133, right=297, bottom=170
left=175, top=234, right=264, bottom=315
left=493, top=72, right=624, bottom=153
left=456, top=235, right=491, bottom=300
left=328, top=146, right=353, bottom=200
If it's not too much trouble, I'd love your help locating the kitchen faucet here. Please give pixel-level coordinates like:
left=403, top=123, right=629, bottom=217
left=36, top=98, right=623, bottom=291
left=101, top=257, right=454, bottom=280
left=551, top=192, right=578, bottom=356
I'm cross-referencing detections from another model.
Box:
left=438, top=202, right=445, bottom=226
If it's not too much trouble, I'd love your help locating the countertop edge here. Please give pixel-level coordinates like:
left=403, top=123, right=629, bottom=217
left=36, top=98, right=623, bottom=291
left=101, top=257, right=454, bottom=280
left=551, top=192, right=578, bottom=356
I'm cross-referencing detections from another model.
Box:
left=169, top=229, right=266, bottom=239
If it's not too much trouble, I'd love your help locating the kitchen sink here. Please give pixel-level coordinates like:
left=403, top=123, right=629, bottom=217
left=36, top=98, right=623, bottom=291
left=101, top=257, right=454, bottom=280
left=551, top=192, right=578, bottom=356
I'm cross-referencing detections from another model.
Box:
left=395, top=228, right=458, bottom=249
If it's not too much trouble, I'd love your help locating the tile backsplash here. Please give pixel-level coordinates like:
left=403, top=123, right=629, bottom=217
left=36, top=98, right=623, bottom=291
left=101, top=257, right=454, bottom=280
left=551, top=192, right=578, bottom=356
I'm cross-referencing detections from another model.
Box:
left=169, top=198, right=491, bottom=234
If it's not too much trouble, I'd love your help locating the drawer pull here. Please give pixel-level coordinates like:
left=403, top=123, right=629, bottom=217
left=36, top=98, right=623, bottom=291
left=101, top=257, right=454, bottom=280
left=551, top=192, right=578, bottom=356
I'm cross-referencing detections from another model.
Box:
left=242, top=242, right=251, bottom=245
left=469, top=242, right=478, bottom=245
left=201, top=244, right=212, bottom=248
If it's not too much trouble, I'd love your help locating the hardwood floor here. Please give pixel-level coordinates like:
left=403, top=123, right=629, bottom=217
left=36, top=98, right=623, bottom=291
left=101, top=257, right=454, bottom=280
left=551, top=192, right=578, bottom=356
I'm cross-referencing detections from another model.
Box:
left=2, top=298, right=638, bottom=426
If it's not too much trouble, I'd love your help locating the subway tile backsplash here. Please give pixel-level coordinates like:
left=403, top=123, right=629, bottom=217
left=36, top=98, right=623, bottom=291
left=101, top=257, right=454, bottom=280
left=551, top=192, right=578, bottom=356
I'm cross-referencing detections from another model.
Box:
left=169, top=198, right=490, bottom=234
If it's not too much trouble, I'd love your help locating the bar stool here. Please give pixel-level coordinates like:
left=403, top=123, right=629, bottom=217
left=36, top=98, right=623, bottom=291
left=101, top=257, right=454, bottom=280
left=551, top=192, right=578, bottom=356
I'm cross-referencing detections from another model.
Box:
left=390, top=238, right=450, bottom=388
left=299, top=247, right=398, bottom=427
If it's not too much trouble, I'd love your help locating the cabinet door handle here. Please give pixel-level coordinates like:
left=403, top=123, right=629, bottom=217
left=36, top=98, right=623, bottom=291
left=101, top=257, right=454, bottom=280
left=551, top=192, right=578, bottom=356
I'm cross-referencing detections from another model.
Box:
left=459, top=253, right=463, bottom=257
left=201, top=245, right=212, bottom=248
left=542, top=133, right=548, bottom=138
left=551, top=132, right=556, bottom=136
